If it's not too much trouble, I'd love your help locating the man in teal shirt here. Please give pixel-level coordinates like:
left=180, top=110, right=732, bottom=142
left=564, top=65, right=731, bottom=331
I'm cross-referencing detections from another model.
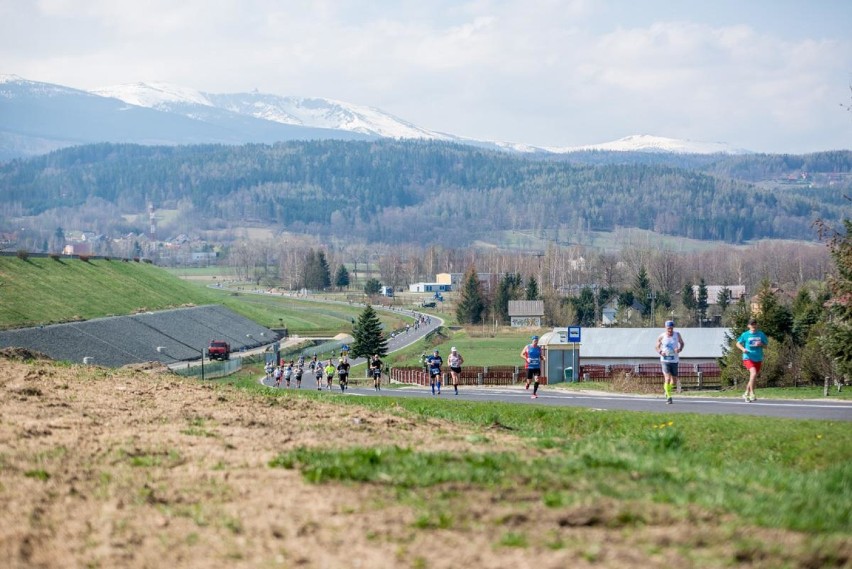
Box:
left=736, top=318, right=769, bottom=402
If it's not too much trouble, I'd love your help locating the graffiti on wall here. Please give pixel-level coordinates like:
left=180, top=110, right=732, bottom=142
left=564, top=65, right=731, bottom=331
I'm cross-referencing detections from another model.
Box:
left=511, top=317, right=541, bottom=327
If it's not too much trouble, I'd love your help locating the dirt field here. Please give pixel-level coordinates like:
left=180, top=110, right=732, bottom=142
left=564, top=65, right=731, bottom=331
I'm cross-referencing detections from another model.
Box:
left=0, top=352, right=845, bottom=569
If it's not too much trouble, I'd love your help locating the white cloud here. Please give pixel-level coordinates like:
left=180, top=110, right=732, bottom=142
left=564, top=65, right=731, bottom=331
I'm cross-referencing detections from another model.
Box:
left=2, top=0, right=850, bottom=152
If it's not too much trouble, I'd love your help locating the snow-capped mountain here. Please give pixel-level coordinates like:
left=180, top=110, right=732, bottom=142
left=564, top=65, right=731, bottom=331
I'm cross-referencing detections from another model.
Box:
left=93, top=81, right=458, bottom=141
left=549, top=134, right=750, bottom=155
left=91, top=82, right=751, bottom=155
left=0, top=75, right=373, bottom=160
left=1, top=74, right=751, bottom=160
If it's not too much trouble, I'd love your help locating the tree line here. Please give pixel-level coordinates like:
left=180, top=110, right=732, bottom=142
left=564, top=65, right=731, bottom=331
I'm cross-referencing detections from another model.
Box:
left=2, top=141, right=849, bottom=249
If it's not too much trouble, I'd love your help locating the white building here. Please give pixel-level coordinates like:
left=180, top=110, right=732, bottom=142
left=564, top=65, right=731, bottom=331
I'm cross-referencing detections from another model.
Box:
left=408, top=282, right=452, bottom=293
left=544, top=327, right=730, bottom=367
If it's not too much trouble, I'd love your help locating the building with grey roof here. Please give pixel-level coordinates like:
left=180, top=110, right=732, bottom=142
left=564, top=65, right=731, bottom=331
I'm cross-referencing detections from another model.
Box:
left=539, top=327, right=730, bottom=382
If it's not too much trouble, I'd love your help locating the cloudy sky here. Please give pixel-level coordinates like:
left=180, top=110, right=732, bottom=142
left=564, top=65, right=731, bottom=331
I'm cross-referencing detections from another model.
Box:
left=2, top=0, right=851, bottom=153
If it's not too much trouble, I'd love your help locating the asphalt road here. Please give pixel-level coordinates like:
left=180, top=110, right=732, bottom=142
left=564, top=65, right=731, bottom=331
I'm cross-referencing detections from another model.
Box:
left=233, top=292, right=850, bottom=422
left=261, top=374, right=852, bottom=421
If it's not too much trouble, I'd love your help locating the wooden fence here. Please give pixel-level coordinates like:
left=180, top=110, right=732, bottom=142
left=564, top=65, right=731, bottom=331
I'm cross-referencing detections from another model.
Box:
left=389, top=362, right=723, bottom=391
left=390, top=365, right=548, bottom=386
left=579, top=363, right=722, bottom=390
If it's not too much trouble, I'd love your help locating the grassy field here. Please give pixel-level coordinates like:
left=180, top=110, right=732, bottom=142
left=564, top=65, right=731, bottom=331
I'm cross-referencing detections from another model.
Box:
left=0, top=257, right=414, bottom=335
left=2, top=254, right=849, bottom=566
left=0, top=256, right=220, bottom=329
left=228, top=368, right=852, bottom=544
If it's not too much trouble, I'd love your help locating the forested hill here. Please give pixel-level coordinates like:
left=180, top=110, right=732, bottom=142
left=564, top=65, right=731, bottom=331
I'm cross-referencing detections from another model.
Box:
left=2, top=141, right=849, bottom=246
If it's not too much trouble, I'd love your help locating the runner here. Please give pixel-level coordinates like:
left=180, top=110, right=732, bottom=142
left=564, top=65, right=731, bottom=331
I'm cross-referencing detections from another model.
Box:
left=448, top=346, right=464, bottom=395
left=336, top=358, right=350, bottom=392
left=736, top=318, right=769, bottom=403
left=370, top=354, right=383, bottom=391
left=264, top=361, right=273, bottom=382
left=272, top=365, right=282, bottom=388
left=655, top=320, right=685, bottom=404
left=427, top=349, right=443, bottom=395
left=521, top=336, right=544, bottom=399
left=324, top=360, right=335, bottom=390
left=294, top=364, right=304, bottom=389
left=315, top=362, right=323, bottom=391
left=283, top=361, right=294, bottom=388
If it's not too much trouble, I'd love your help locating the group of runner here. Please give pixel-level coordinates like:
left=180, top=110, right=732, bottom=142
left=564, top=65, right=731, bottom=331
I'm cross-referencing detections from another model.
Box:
left=418, top=338, right=543, bottom=398
left=656, top=318, right=768, bottom=404
left=265, top=319, right=769, bottom=404
left=265, top=355, right=352, bottom=391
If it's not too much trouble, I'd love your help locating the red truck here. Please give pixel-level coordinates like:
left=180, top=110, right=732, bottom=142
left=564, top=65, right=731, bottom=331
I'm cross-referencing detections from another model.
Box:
left=207, top=340, right=231, bottom=360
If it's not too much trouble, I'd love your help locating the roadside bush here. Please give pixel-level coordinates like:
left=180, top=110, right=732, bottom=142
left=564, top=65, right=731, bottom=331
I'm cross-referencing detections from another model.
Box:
left=16, top=249, right=29, bottom=261
left=49, top=253, right=60, bottom=261
left=79, top=255, right=90, bottom=262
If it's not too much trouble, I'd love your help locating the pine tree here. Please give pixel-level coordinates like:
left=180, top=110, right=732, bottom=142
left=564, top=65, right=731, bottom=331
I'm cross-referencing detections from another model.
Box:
left=525, top=276, right=540, bottom=300
left=334, top=264, right=350, bottom=289
left=351, top=305, right=388, bottom=359
left=493, top=276, right=512, bottom=325
left=572, top=287, right=596, bottom=327
left=716, top=286, right=732, bottom=314
left=755, top=279, right=793, bottom=339
left=301, top=249, right=333, bottom=290
left=364, top=278, right=381, bottom=295
left=455, top=266, right=485, bottom=324
left=316, top=251, right=332, bottom=289
left=634, top=266, right=651, bottom=316
left=821, top=218, right=852, bottom=380
left=697, top=278, right=709, bottom=326
left=681, top=282, right=697, bottom=325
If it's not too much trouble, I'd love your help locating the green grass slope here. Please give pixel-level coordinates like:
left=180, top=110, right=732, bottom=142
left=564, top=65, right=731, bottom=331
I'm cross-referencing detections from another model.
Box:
left=0, top=256, right=414, bottom=335
left=0, top=256, right=218, bottom=329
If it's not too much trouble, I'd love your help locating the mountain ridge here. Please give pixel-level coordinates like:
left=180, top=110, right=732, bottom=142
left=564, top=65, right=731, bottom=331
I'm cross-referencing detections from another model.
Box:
left=1, top=75, right=751, bottom=159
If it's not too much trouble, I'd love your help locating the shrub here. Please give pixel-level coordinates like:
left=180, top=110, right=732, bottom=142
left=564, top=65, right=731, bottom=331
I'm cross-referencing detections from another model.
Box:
left=143, top=258, right=153, bottom=264
left=79, top=255, right=90, bottom=262
left=133, top=257, right=140, bottom=262
left=49, top=253, right=60, bottom=261
left=16, top=249, right=29, bottom=261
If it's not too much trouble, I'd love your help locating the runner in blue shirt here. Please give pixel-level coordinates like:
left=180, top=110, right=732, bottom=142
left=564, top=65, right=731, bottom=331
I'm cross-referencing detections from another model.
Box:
left=427, top=349, right=443, bottom=395
left=521, top=336, right=544, bottom=399
left=736, top=318, right=769, bottom=402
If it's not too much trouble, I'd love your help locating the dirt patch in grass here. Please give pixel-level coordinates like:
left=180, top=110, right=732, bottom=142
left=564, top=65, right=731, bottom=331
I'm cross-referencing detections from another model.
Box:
left=0, top=357, right=846, bottom=568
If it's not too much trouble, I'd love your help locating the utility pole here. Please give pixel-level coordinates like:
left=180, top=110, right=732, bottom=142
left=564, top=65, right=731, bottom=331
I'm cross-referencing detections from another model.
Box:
left=647, top=291, right=657, bottom=327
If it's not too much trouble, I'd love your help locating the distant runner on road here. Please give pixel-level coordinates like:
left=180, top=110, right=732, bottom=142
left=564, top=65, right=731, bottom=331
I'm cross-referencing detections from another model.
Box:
left=521, top=336, right=544, bottom=399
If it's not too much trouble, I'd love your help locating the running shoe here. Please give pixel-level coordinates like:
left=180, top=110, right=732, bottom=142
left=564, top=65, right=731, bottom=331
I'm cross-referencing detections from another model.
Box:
left=751, top=395, right=757, bottom=402
left=666, top=397, right=673, bottom=404
left=525, top=381, right=530, bottom=390
left=531, top=394, right=538, bottom=399
left=743, top=393, right=750, bottom=403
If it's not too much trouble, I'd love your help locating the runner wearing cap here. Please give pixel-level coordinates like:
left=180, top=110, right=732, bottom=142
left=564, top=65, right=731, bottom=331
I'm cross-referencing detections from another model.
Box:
left=427, top=349, right=443, bottom=395
left=655, top=320, right=685, bottom=404
left=521, top=336, right=544, bottom=399
left=448, top=347, right=464, bottom=395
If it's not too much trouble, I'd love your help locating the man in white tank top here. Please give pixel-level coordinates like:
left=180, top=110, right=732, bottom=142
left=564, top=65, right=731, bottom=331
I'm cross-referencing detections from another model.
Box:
left=655, top=320, right=684, bottom=404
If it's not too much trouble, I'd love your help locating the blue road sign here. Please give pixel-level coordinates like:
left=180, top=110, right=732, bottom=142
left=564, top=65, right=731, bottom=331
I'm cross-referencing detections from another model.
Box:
left=568, top=326, right=581, bottom=343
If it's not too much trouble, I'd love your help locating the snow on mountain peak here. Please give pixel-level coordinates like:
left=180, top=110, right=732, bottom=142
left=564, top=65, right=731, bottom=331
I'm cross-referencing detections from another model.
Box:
left=548, top=134, right=748, bottom=155
left=81, top=78, right=751, bottom=154
left=92, top=82, right=213, bottom=109
left=207, top=91, right=455, bottom=141
left=0, top=74, right=26, bottom=84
